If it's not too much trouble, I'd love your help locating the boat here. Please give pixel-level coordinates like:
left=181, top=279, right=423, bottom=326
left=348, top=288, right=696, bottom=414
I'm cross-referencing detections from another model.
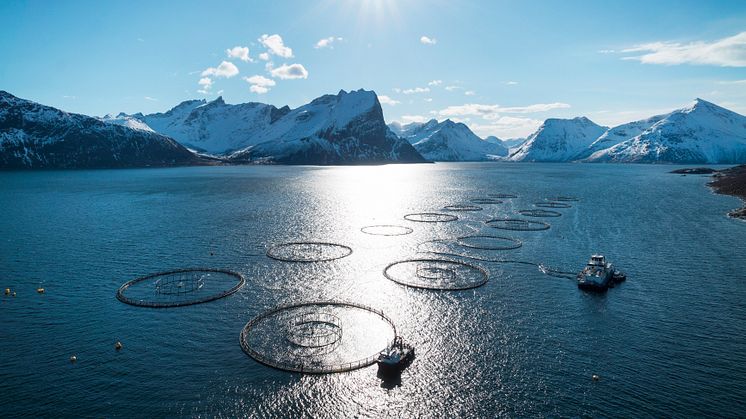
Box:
left=376, top=336, right=414, bottom=375
left=577, top=255, right=625, bottom=291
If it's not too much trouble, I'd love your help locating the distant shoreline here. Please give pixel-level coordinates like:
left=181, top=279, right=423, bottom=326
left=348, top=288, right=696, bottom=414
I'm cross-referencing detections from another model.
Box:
left=708, top=165, right=746, bottom=220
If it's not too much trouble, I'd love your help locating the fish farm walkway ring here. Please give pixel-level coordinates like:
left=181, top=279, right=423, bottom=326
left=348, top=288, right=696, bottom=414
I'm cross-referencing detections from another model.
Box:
left=534, top=202, right=572, bottom=209
left=456, top=235, right=523, bottom=250
left=240, top=301, right=397, bottom=374
left=360, top=225, right=413, bottom=236
left=443, top=204, right=483, bottom=212
left=470, top=198, right=504, bottom=205
left=266, top=242, right=352, bottom=263
left=518, top=209, right=562, bottom=218
left=489, top=193, right=518, bottom=199
left=383, top=258, right=489, bottom=290
left=486, top=218, right=551, bottom=231
left=404, top=213, right=458, bottom=223
left=116, top=268, right=245, bottom=308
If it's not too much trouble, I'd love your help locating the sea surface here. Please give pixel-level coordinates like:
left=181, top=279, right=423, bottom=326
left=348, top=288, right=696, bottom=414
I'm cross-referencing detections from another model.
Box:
left=1, top=163, right=745, bottom=418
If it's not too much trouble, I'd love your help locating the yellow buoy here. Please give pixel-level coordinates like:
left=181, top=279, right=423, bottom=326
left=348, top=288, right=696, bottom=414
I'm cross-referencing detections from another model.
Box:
left=69, top=355, right=77, bottom=363
left=4, top=288, right=9, bottom=295
left=592, top=374, right=600, bottom=381
left=37, top=287, right=45, bottom=294
left=115, top=341, right=123, bottom=350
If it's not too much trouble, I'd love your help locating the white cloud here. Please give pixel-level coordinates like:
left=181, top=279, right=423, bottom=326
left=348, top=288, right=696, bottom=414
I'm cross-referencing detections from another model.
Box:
left=597, top=49, right=616, bottom=54
left=315, top=36, right=343, bottom=49
left=424, top=98, right=433, bottom=102
left=717, top=79, right=746, bottom=85
left=243, top=75, right=276, bottom=94
left=392, top=87, right=402, bottom=93
left=259, top=34, right=293, bottom=58
left=197, top=77, right=213, bottom=94
left=269, top=63, right=309, bottom=80
left=622, top=31, right=746, bottom=67
left=470, top=117, right=543, bottom=139
left=378, top=95, right=400, bottom=106
left=62, top=95, right=76, bottom=99
left=438, top=102, right=571, bottom=119
left=144, top=96, right=158, bottom=101
left=258, top=52, right=270, bottom=61
left=428, top=80, right=442, bottom=86
left=250, top=85, right=270, bottom=94
left=400, top=115, right=430, bottom=124
left=464, top=90, right=476, bottom=96
left=244, top=75, right=276, bottom=87
left=226, top=46, right=252, bottom=62
left=402, top=87, right=430, bottom=94
left=420, top=36, right=437, bottom=45
left=201, top=61, right=239, bottom=78
left=445, top=85, right=461, bottom=91
left=504, top=81, right=519, bottom=85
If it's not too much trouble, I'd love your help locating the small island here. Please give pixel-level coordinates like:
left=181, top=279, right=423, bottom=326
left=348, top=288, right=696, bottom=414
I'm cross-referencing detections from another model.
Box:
left=670, top=167, right=719, bottom=174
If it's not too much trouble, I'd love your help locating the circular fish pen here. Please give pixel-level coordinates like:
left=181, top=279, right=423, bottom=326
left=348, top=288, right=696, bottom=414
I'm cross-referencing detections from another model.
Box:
left=266, top=242, right=352, bottom=262
left=470, top=198, right=504, bottom=205
left=116, top=268, right=245, bottom=308
left=360, top=225, right=413, bottom=236
left=486, top=218, right=551, bottom=231
left=518, top=209, right=562, bottom=218
left=404, top=212, right=458, bottom=223
left=443, top=204, right=483, bottom=212
left=548, top=196, right=579, bottom=202
left=534, top=202, right=572, bottom=209
left=489, top=193, right=518, bottom=199
left=456, top=235, right=522, bottom=250
left=383, top=258, right=489, bottom=290
left=240, top=301, right=396, bottom=374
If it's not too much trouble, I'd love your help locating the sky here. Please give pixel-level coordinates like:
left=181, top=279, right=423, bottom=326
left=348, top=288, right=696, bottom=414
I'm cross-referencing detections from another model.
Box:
left=1, top=0, right=746, bottom=139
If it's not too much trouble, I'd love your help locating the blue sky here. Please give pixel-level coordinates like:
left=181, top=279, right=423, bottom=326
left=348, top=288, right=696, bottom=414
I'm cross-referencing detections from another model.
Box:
left=1, top=0, right=745, bottom=138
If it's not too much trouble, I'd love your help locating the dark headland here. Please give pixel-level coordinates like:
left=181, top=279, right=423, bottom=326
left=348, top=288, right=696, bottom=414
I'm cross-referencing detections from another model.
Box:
left=709, top=165, right=746, bottom=219
left=674, top=165, right=746, bottom=220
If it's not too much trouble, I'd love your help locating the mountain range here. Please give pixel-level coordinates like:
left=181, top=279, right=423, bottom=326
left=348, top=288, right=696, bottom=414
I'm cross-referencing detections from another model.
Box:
left=1, top=89, right=744, bottom=169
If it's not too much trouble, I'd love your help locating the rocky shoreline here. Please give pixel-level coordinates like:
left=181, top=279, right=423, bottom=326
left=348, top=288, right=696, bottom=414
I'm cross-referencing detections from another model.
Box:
left=708, top=165, right=746, bottom=220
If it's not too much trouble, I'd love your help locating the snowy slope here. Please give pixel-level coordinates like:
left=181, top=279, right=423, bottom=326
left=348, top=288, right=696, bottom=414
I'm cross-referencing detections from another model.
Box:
left=390, top=119, right=507, bottom=161
left=98, top=112, right=155, bottom=132
left=586, top=99, right=746, bottom=163
left=133, top=97, right=289, bottom=154
left=229, top=89, right=425, bottom=164
left=509, top=117, right=608, bottom=162
left=0, top=91, right=197, bottom=169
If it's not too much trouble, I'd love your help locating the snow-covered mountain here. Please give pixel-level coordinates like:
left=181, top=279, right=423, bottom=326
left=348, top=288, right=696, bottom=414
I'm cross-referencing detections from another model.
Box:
left=509, top=117, right=608, bottom=162
left=389, top=119, right=507, bottom=161
left=133, top=97, right=290, bottom=154
left=585, top=99, right=746, bottom=163
left=0, top=91, right=197, bottom=169
left=98, top=112, right=155, bottom=133
left=581, top=114, right=666, bottom=159
left=228, top=89, right=425, bottom=164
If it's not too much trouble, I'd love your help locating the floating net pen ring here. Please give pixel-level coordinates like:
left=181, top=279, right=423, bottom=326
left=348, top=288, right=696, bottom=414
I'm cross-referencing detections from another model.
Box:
left=486, top=218, right=551, bottom=231
left=518, top=209, right=562, bottom=218
left=240, top=301, right=396, bottom=374
left=548, top=196, right=579, bottom=202
left=360, top=225, right=413, bottom=236
left=489, top=193, right=518, bottom=199
left=443, top=204, right=483, bottom=212
left=404, top=213, right=458, bottom=223
left=116, top=268, right=245, bottom=308
left=534, top=202, right=572, bottom=209
left=456, top=235, right=523, bottom=250
left=383, top=258, right=489, bottom=291
left=266, top=242, right=353, bottom=262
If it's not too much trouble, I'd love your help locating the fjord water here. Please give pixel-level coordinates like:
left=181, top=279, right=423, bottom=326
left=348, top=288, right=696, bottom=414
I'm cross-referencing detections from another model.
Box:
left=1, top=163, right=745, bottom=417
